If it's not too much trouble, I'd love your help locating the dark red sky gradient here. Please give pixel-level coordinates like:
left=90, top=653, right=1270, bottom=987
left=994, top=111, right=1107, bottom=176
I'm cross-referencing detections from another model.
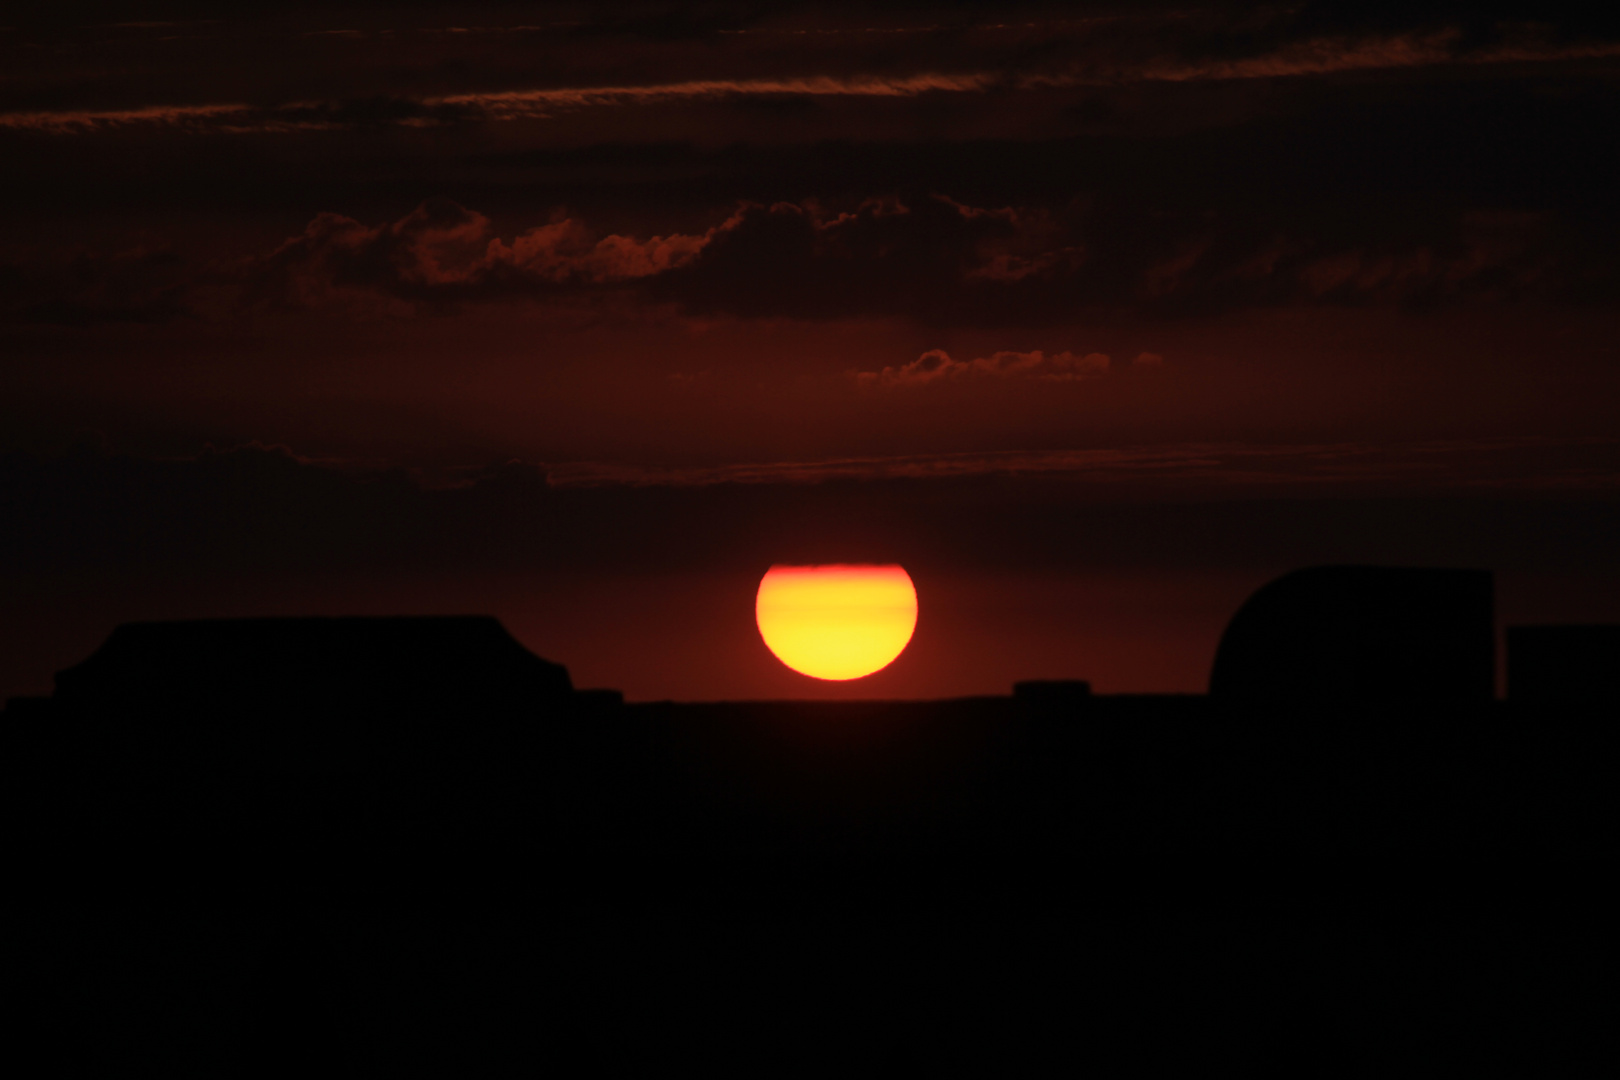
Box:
left=4, top=2, right=1619, bottom=699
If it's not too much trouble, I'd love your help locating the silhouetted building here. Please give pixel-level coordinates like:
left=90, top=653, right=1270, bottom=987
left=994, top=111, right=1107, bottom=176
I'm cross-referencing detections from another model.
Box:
left=1013, top=679, right=1091, bottom=705
left=1209, top=566, right=1494, bottom=710
left=1508, top=625, right=1620, bottom=709
left=52, top=616, right=574, bottom=770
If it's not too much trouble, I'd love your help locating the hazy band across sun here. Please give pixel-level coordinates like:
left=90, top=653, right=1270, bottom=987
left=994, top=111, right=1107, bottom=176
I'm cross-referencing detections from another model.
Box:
left=755, top=564, right=918, bottom=681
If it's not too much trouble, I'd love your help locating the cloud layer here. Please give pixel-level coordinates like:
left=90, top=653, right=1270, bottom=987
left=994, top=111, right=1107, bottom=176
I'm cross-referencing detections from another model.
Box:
left=857, top=349, right=1112, bottom=386
left=13, top=192, right=1595, bottom=326
left=6, top=13, right=1617, bottom=137
left=246, top=199, right=714, bottom=311
left=5, top=4, right=1618, bottom=329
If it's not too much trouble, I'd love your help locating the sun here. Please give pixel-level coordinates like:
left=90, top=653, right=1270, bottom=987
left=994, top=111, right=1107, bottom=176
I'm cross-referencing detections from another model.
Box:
left=755, top=564, right=918, bottom=681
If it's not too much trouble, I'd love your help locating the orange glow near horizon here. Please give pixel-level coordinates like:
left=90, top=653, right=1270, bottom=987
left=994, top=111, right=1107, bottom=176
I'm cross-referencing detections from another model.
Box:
left=755, top=564, right=918, bottom=680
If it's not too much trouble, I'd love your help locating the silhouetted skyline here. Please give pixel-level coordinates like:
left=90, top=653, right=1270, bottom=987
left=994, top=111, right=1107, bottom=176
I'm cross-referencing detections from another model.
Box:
left=11, top=565, right=1619, bottom=1071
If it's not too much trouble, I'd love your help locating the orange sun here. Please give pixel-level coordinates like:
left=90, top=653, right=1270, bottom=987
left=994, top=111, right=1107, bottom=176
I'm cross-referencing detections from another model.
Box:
left=755, top=564, right=918, bottom=680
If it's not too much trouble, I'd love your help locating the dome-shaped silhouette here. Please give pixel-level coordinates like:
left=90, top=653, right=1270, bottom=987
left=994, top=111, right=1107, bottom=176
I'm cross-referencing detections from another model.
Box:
left=1209, top=566, right=1494, bottom=709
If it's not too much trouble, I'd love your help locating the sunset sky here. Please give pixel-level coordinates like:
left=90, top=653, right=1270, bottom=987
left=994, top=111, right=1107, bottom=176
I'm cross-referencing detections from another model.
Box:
left=5, top=1, right=1619, bottom=700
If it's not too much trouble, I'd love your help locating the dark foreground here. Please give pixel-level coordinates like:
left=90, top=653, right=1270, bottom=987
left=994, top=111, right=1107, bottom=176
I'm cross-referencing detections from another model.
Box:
left=7, top=575, right=1618, bottom=1073
left=9, top=688, right=1618, bottom=1074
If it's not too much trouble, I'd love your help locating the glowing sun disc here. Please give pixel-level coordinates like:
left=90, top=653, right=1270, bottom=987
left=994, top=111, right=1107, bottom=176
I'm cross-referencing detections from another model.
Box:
left=755, top=564, right=918, bottom=681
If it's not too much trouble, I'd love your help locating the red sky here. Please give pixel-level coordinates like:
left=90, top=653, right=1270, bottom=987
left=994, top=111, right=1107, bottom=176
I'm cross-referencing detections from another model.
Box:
left=4, top=2, right=1619, bottom=699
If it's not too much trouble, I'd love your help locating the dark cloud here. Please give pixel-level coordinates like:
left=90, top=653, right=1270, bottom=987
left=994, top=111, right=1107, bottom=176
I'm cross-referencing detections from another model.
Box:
left=778, top=184, right=1611, bottom=318
left=227, top=193, right=1078, bottom=318
left=9, top=184, right=1597, bottom=325
left=6, top=438, right=1620, bottom=590
left=650, top=192, right=1616, bottom=322
left=857, top=348, right=1111, bottom=386
left=0, top=74, right=996, bottom=135
left=241, top=197, right=713, bottom=311
left=537, top=438, right=1620, bottom=493
left=4, top=3, right=1617, bottom=138
left=651, top=195, right=1067, bottom=322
